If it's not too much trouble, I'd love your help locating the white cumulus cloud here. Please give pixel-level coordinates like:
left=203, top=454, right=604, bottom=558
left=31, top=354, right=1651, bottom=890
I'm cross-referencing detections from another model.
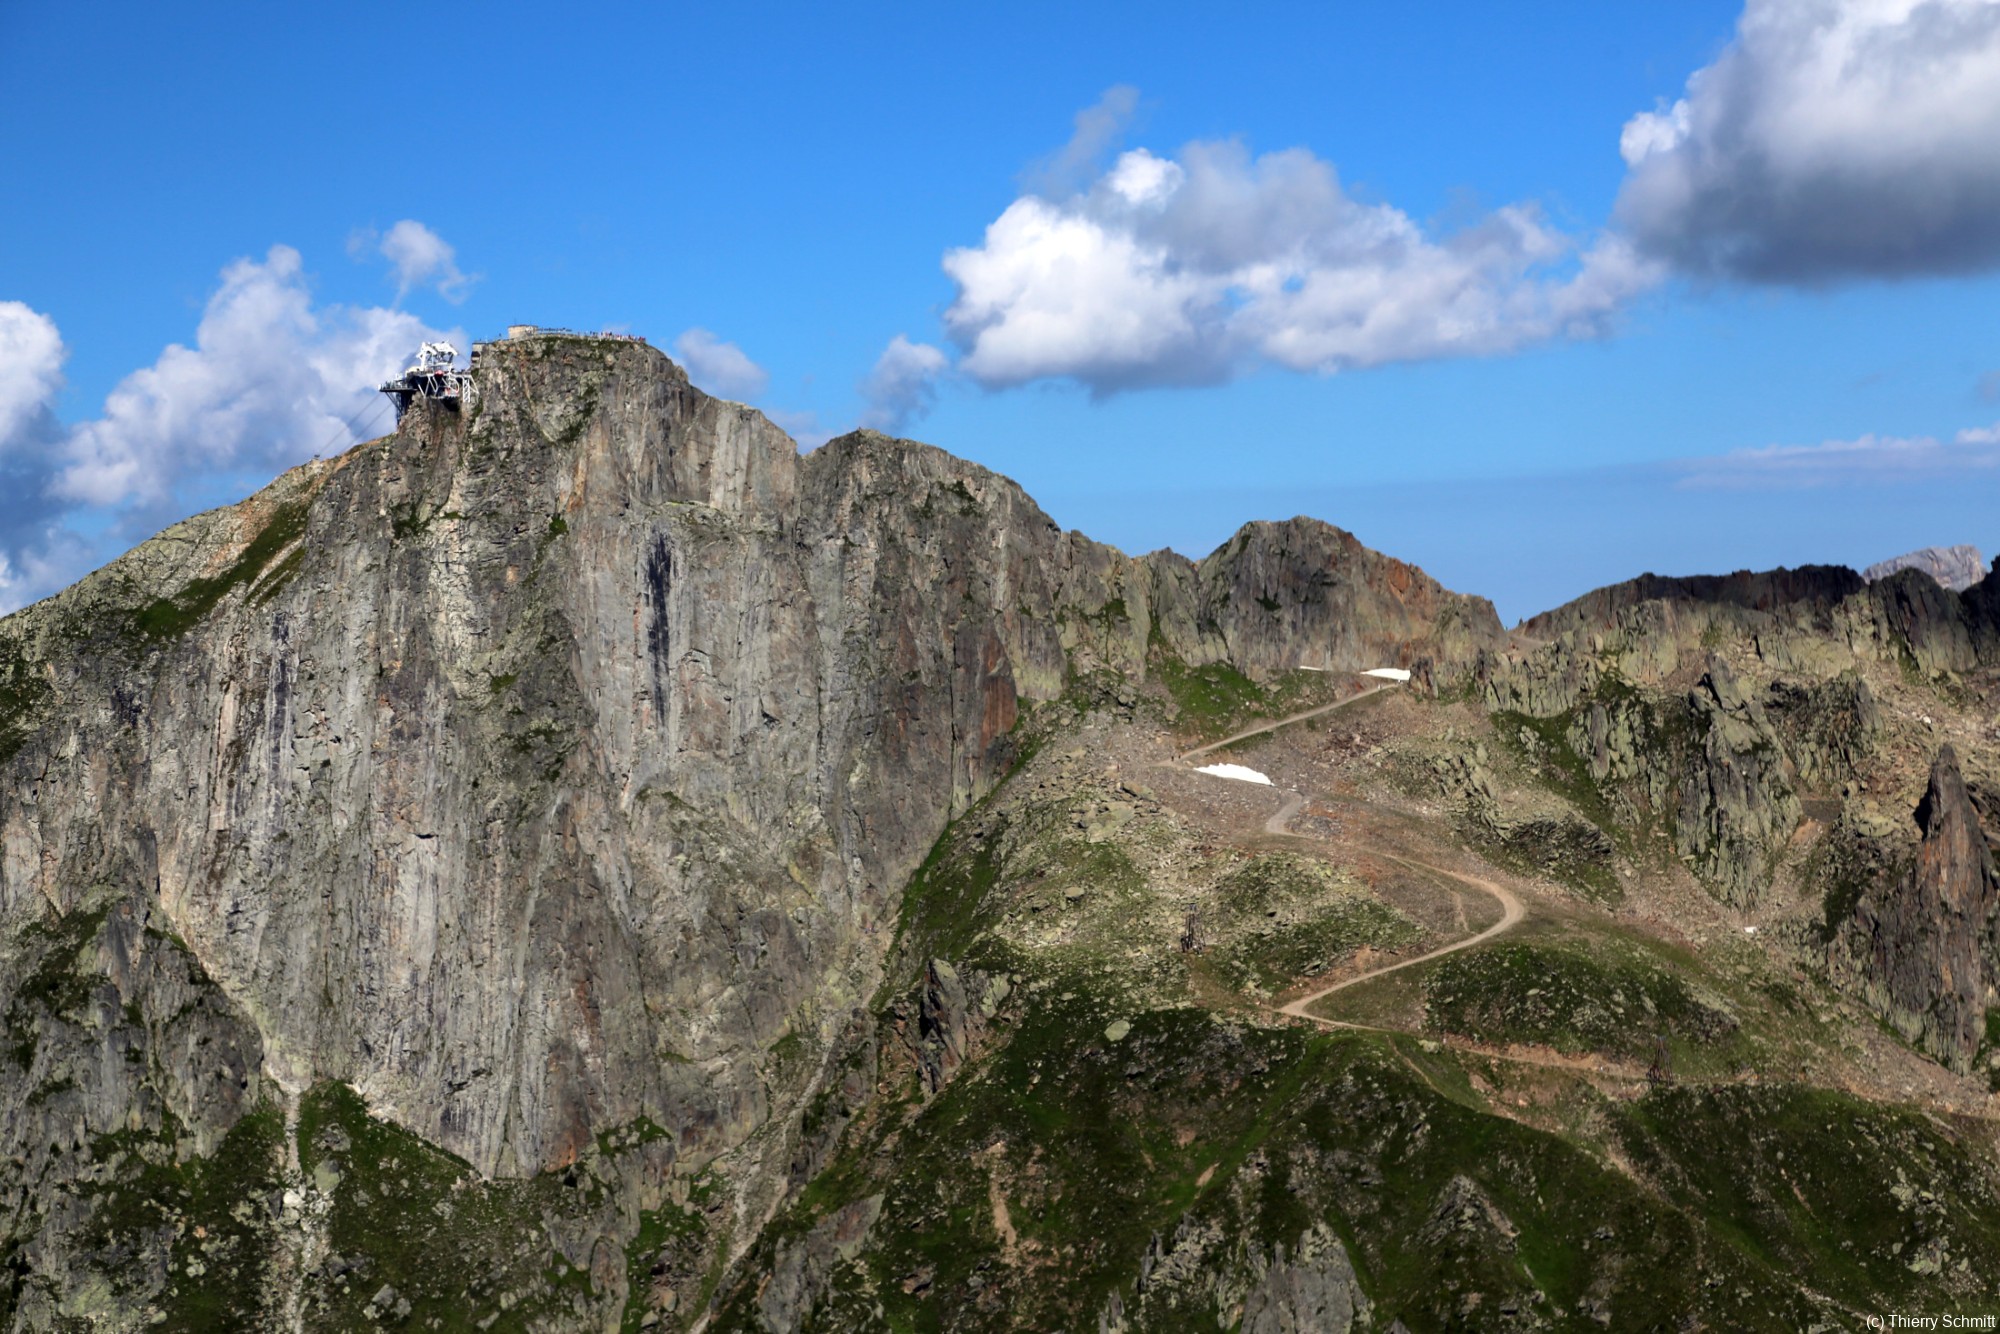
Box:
left=1617, top=0, right=2000, bottom=282
left=355, top=219, right=476, bottom=302
left=0, top=302, right=65, bottom=450
left=859, top=336, right=950, bottom=431
left=672, top=328, right=771, bottom=401
left=0, top=247, right=458, bottom=610
left=941, top=122, right=1659, bottom=394
left=58, top=245, right=451, bottom=508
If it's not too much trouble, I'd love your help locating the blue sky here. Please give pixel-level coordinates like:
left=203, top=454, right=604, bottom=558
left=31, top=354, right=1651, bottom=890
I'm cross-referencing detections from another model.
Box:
left=4, top=1, right=1999, bottom=621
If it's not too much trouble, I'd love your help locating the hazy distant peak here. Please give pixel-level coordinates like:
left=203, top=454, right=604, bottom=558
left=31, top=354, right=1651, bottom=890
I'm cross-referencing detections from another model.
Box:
left=1862, top=545, right=1987, bottom=592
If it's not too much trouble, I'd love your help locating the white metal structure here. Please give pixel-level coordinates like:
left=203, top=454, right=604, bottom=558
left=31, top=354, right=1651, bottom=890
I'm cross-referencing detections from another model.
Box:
left=380, top=342, right=471, bottom=422
left=412, top=341, right=459, bottom=373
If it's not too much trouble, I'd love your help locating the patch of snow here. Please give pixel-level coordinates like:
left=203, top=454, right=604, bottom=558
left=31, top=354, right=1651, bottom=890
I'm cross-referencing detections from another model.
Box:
left=1361, top=668, right=1411, bottom=682
left=1195, top=763, right=1273, bottom=786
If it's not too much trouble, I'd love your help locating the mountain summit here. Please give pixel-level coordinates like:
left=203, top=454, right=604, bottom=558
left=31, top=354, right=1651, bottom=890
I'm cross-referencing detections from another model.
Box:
left=1864, top=543, right=1989, bottom=592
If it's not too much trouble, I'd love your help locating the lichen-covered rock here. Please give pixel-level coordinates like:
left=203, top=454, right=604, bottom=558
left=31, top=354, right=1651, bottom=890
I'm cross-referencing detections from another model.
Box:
left=1237, top=1223, right=1370, bottom=1334
left=916, top=959, right=985, bottom=1096
left=754, top=1194, right=882, bottom=1333
left=1763, top=671, right=1880, bottom=787
left=0, top=891, right=277, bottom=1328
left=1673, top=657, right=1801, bottom=906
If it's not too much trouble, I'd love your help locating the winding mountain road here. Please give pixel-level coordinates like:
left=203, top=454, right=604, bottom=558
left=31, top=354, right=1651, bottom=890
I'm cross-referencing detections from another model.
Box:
left=1177, top=682, right=1526, bottom=1028
left=1275, top=851, right=1523, bottom=1025
left=1180, top=684, right=2000, bottom=1112
left=1177, top=684, right=1393, bottom=762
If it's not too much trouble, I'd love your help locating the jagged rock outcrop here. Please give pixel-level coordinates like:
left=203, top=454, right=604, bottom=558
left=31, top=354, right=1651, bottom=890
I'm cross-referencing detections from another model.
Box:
left=1763, top=671, right=1880, bottom=787
left=1236, top=1223, right=1371, bottom=1334
left=1864, top=544, right=1988, bottom=592
left=1480, top=636, right=1814, bottom=905
left=1520, top=564, right=1867, bottom=641
left=1423, top=739, right=1615, bottom=892
left=915, top=958, right=1007, bottom=1095
left=1476, top=553, right=1996, bottom=909
left=1849, top=745, right=2000, bottom=1072
left=1101, top=1207, right=1371, bottom=1334
left=1514, top=559, right=2000, bottom=684
left=0, top=890, right=276, bottom=1327
left=1674, top=658, right=1802, bottom=906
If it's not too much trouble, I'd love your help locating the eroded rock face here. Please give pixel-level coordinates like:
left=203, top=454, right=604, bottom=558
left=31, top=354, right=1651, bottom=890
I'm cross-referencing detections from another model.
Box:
left=1101, top=1194, right=1373, bottom=1334
left=754, top=1193, right=883, bottom=1333
left=916, top=958, right=1007, bottom=1095
left=1764, top=671, right=1880, bottom=788
left=1851, top=745, right=2000, bottom=1072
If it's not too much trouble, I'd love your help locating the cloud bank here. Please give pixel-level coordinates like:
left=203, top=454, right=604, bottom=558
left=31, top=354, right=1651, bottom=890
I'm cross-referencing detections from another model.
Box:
left=936, top=97, right=1659, bottom=396
left=1618, top=0, right=2000, bottom=283
left=1674, top=420, right=2000, bottom=488
left=0, top=244, right=456, bottom=609
left=58, top=245, right=448, bottom=509
left=0, top=303, right=65, bottom=448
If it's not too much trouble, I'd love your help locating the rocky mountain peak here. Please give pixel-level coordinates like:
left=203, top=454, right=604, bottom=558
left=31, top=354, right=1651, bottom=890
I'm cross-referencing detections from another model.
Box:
left=1863, top=544, right=1989, bottom=592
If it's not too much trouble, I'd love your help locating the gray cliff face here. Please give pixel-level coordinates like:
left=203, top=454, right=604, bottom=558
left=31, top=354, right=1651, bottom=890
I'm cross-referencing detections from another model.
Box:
left=1864, top=545, right=1989, bottom=593
left=0, top=334, right=1494, bottom=1322
left=0, top=341, right=960, bottom=1191
left=1673, top=658, right=1802, bottom=908
left=1849, top=745, right=2000, bottom=1071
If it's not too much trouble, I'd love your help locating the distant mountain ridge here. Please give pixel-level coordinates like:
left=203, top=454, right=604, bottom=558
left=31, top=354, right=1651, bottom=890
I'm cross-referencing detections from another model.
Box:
left=1863, top=544, right=1988, bottom=592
